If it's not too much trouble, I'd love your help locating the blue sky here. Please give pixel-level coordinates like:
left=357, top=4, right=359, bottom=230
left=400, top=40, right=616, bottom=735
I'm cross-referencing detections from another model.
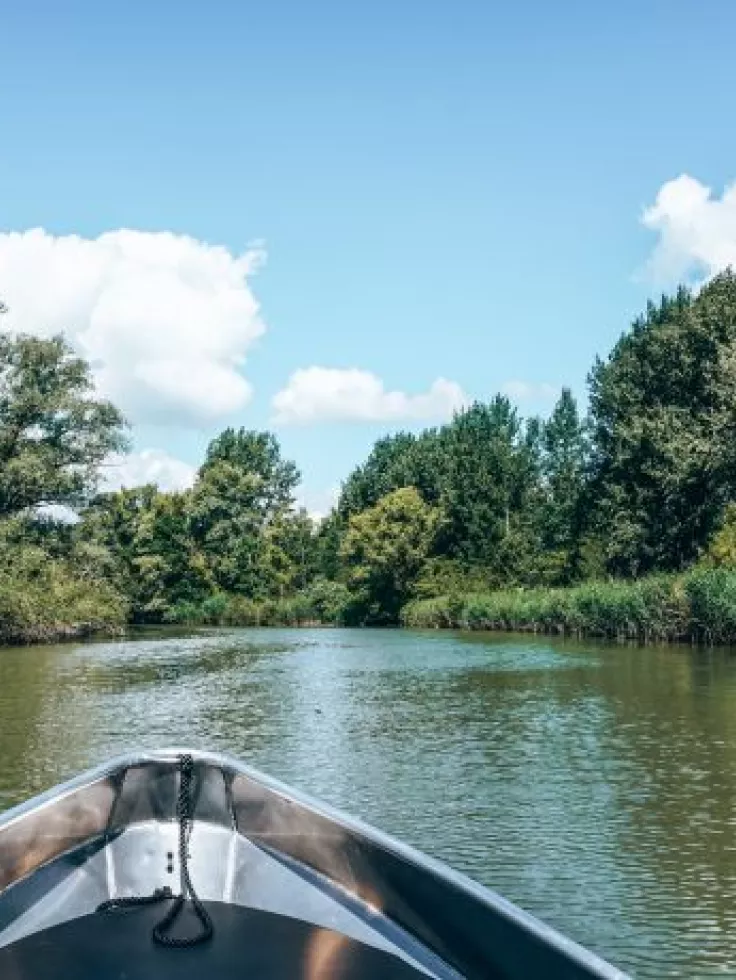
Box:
left=2, top=1, right=736, bottom=512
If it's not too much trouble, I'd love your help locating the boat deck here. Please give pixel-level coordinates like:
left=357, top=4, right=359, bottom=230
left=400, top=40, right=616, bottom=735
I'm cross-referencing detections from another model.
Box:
left=0, top=900, right=431, bottom=979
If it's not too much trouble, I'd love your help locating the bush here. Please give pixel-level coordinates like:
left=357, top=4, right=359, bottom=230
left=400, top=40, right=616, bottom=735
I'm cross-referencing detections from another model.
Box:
left=303, top=578, right=350, bottom=624
left=685, top=568, right=736, bottom=644
left=402, top=569, right=736, bottom=644
left=701, top=503, right=736, bottom=568
left=161, top=580, right=351, bottom=629
left=0, top=540, right=128, bottom=644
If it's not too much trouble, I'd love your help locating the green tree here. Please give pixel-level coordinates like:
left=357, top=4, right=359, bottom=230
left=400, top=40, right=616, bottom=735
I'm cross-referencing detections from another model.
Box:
left=338, top=433, right=418, bottom=517
left=589, top=271, right=736, bottom=575
left=81, top=486, right=210, bottom=620
left=82, top=485, right=158, bottom=595
left=262, top=508, right=319, bottom=596
left=189, top=430, right=301, bottom=597
left=338, top=429, right=448, bottom=518
left=340, top=487, right=443, bottom=623
left=132, top=491, right=211, bottom=619
left=0, top=332, right=128, bottom=517
left=201, top=429, right=299, bottom=516
left=441, top=397, right=538, bottom=572
left=538, top=388, right=588, bottom=582
left=314, top=511, right=344, bottom=581
left=701, top=503, right=736, bottom=568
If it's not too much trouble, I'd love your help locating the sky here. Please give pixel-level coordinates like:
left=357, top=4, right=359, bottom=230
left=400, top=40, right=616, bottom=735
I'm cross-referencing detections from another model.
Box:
left=2, top=0, right=736, bottom=516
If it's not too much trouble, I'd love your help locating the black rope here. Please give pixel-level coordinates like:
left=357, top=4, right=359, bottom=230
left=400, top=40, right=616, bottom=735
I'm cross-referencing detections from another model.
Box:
left=153, top=754, right=213, bottom=947
left=97, top=753, right=214, bottom=948
left=97, top=886, right=173, bottom=912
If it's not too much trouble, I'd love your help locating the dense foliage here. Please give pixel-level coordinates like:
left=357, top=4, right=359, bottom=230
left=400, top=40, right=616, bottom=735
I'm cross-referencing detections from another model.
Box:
left=402, top=570, right=736, bottom=645
left=0, top=332, right=128, bottom=518
left=4, top=269, right=736, bottom=642
left=588, top=275, right=736, bottom=575
left=0, top=516, right=128, bottom=643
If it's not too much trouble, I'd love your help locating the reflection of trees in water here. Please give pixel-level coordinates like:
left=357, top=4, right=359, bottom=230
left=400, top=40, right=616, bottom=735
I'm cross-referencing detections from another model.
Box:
left=590, top=643, right=736, bottom=970
left=347, top=634, right=736, bottom=975
left=74, top=637, right=293, bottom=692
left=0, top=635, right=298, bottom=810
left=0, top=644, right=66, bottom=809
left=449, top=635, right=736, bottom=975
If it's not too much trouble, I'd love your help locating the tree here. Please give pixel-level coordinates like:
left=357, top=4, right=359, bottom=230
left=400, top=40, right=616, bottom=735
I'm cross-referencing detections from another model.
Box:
left=588, top=271, right=736, bottom=575
left=701, top=504, right=736, bottom=568
left=340, top=487, right=442, bottom=623
left=132, top=491, right=211, bottom=618
left=189, top=430, right=301, bottom=597
left=201, top=429, right=299, bottom=516
left=81, top=486, right=210, bottom=620
left=338, top=429, right=450, bottom=519
left=0, top=332, right=128, bottom=517
left=338, top=433, right=418, bottom=517
left=81, top=485, right=158, bottom=599
left=314, top=511, right=344, bottom=581
left=261, top=508, right=319, bottom=596
left=441, top=397, right=538, bottom=571
left=538, top=388, right=588, bottom=582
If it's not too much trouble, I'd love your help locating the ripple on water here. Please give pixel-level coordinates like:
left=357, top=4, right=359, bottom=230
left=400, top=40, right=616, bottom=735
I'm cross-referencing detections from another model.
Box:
left=1, top=627, right=736, bottom=978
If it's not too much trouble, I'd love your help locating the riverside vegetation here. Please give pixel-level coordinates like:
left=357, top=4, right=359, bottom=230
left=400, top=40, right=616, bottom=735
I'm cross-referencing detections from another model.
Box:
left=4, top=274, right=736, bottom=644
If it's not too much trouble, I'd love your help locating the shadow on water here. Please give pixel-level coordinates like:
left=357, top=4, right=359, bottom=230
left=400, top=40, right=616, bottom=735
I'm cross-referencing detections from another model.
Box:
left=69, top=634, right=296, bottom=692
left=1, top=626, right=736, bottom=977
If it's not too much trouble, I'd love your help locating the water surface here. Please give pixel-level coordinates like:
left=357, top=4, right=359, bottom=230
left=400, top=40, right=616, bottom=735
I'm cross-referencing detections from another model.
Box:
left=1, top=627, right=735, bottom=978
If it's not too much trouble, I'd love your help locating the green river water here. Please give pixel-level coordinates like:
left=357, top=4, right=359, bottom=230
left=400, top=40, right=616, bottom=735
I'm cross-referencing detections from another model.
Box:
left=1, top=627, right=735, bottom=978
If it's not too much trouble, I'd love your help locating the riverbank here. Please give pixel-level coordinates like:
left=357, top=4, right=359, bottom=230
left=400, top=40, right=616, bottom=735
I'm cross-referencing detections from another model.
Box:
left=155, top=566, right=736, bottom=645
left=0, top=557, right=127, bottom=646
left=402, top=568, right=736, bottom=644
left=4, top=566, right=736, bottom=647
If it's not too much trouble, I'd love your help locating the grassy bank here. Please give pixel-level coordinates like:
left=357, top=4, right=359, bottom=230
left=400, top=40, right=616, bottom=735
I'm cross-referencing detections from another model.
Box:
left=0, top=552, right=128, bottom=646
left=402, top=568, right=736, bottom=644
left=164, top=579, right=351, bottom=629
left=5, top=562, right=736, bottom=646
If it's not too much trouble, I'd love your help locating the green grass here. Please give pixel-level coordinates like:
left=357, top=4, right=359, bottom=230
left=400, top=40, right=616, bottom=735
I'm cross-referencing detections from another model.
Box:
left=164, top=579, right=352, bottom=629
left=402, top=569, right=736, bottom=643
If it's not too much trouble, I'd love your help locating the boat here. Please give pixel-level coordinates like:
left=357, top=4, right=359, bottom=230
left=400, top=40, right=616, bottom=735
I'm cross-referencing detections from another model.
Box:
left=0, top=748, right=627, bottom=978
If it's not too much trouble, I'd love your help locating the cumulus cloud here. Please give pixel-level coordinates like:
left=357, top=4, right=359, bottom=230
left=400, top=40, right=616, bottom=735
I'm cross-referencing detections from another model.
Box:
left=501, top=380, right=560, bottom=402
left=643, top=174, right=736, bottom=284
left=272, top=367, right=468, bottom=425
left=295, top=485, right=340, bottom=523
left=102, top=449, right=196, bottom=493
left=0, top=228, right=264, bottom=425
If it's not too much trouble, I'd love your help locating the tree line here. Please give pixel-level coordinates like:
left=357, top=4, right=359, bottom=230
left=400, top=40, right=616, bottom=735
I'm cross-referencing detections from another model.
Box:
left=2, top=271, right=736, bottom=641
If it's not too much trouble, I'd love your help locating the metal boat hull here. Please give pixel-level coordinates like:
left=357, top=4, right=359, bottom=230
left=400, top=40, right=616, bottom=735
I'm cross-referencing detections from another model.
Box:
left=0, top=749, right=627, bottom=978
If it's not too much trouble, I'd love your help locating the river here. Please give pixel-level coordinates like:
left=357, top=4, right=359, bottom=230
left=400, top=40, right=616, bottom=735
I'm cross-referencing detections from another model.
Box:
left=1, top=627, right=735, bottom=977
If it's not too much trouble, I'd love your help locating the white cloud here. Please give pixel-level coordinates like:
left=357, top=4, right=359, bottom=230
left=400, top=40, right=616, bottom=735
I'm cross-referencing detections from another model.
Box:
left=102, top=449, right=196, bottom=493
left=36, top=504, right=79, bottom=524
left=295, top=485, right=340, bottom=523
left=0, top=228, right=265, bottom=425
left=501, top=380, right=560, bottom=402
left=272, top=367, right=468, bottom=425
left=642, top=174, right=736, bottom=284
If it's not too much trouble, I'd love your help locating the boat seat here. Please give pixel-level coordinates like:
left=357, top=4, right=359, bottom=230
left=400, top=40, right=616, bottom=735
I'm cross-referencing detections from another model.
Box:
left=0, top=900, right=431, bottom=978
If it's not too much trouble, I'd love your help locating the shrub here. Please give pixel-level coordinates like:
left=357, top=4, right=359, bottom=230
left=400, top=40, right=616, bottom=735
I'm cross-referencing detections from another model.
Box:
left=685, top=568, right=736, bottom=644
left=0, top=541, right=127, bottom=644
left=303, top=578, right=350, bottom=624
left=402, top=569, right=736, bottom=644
